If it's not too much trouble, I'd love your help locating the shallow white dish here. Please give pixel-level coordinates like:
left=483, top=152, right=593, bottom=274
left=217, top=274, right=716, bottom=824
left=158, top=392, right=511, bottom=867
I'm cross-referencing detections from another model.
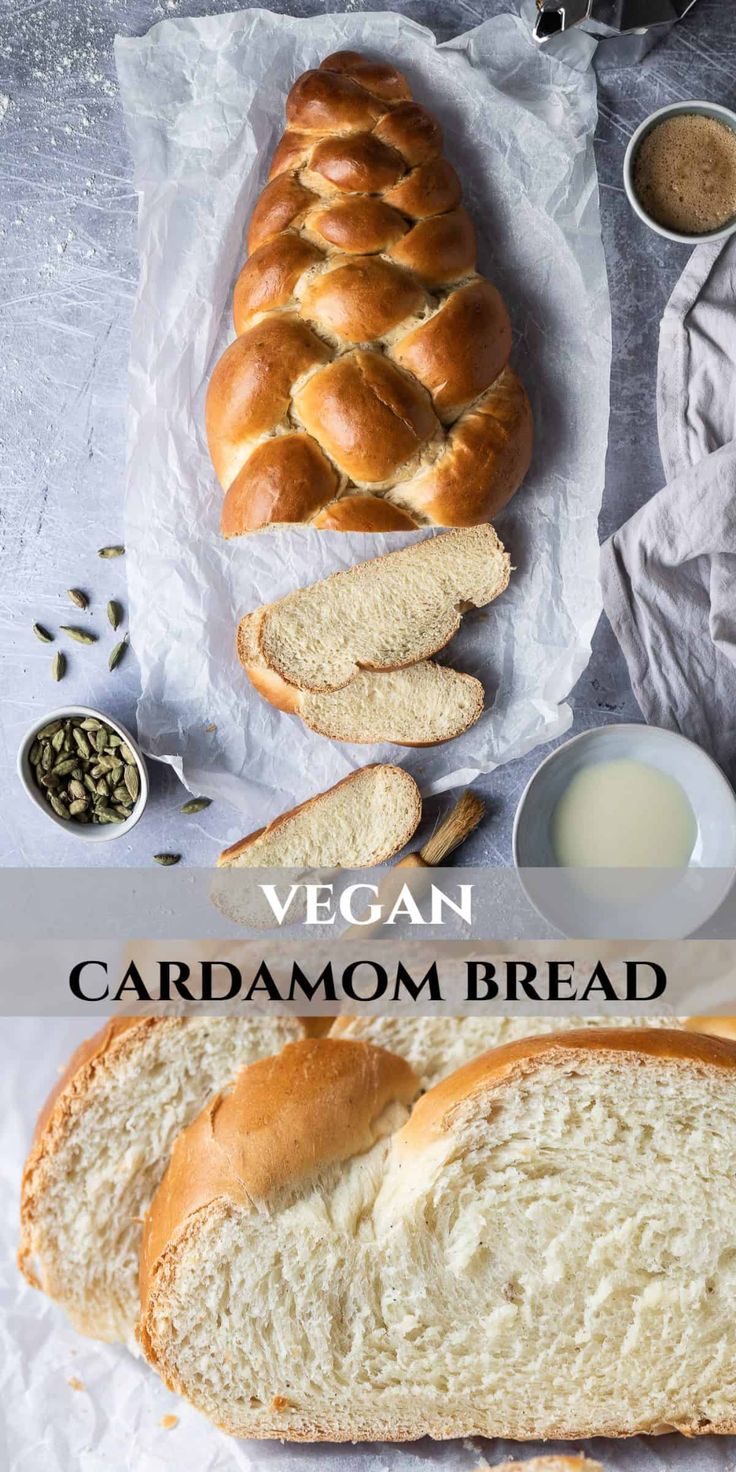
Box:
left=623, top=100, right=736, bottom=246
left=17, top=705, right=149, bottom=842
left=512, top=724, right=736, bottom=938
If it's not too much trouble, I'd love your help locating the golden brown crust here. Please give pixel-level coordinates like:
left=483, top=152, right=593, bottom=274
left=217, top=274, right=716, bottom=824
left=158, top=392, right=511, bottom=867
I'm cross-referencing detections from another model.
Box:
left=139, top=1038, right=418, bottom=1331
left=207, top=52, right=532, bottom=533
left=294, top=349, right=438, bottom=485
left=311, top=494, right=419, bottom=531
left=401, top=1026, right=736, bottom=1155
left=392, top=281, right=512, bottom=422
left=233, top=234, right=324, bottom=333
left=205, top=317, right=330, bottom=489
left=400, top=367, right=533, bottom=524
left=221, top=433, right=339, bottom=536
left=216, top=764, right=422, bottom=867
left=685, top=1015, right=736, bottom=1041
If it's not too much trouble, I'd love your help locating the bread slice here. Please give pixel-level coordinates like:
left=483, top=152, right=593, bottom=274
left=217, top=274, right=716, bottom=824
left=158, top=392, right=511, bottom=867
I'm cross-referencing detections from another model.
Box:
left=217, top=764, right=421, bottom=868
left=493, top=1460, right=602, bottom=1472
left=140, top=1029, right=736, bottom=1440
left=330, top=1014, right=684, bottom=1090
left=237, top=525, right=510, bottom=694
left=248, top=658, right=484, bottom=745
left=18, top=1016, right=327, bottom=1347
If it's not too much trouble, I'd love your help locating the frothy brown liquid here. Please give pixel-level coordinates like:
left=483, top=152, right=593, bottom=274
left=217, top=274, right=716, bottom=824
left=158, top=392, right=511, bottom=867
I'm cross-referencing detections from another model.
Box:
left=633, top=113, right=736, bottom=235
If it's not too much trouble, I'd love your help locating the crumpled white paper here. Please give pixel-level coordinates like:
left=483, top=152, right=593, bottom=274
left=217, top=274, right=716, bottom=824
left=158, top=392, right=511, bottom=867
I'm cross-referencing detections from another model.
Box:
left=114, top=6, right=610, bottom=828
left=4, top=1018, right=736, bottom=1470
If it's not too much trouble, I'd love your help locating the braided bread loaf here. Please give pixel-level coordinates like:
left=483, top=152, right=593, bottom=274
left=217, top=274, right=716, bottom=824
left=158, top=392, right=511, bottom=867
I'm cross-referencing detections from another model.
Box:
left=206, top=51, right=533, bottom=535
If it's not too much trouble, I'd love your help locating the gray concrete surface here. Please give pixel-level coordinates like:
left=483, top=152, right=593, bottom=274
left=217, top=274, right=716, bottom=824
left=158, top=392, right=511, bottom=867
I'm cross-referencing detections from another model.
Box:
left=0, top=0, right=732, bottom=868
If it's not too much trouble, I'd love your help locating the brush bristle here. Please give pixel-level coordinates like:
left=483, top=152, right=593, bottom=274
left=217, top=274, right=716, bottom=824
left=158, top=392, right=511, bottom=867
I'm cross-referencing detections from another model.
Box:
left=418, top=791, right=485, bottom=866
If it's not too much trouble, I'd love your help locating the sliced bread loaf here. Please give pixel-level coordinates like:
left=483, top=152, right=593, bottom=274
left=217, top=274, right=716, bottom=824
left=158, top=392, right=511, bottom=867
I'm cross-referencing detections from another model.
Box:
left=237, top=525, right=510, bottom=694
left=217, top=764, right=421, bottom=868
left=19, top=1016, right=325, bottom=1347
left=247, top=658, right=484, bottom=745
left=330, top=1014, right=684, bottom=1089
left=140, top=1029, right=736, bottom=1440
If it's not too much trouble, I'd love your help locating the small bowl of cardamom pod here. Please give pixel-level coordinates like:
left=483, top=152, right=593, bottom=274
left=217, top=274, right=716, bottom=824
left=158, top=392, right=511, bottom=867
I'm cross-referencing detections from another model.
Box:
left=17, top=705, right=149, bottom=841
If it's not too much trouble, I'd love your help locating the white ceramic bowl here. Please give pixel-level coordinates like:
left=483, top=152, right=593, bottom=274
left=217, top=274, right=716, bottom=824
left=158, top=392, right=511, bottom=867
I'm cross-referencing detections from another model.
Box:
left=623, top=101, right=736, bottom=245
left=17, top=705, right=149, bottom=842
left=512, top=724, right=736, bottom=938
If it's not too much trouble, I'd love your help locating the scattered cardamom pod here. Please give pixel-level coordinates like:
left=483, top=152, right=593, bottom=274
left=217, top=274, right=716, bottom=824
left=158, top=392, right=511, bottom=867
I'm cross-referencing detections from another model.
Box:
left=51, top=651, right=66, bottom=682
left=60, top=626, right=98, bottom=645
left=97, top=545, right=125, bottom=558
left=107, top=599, right=123, bottom=630
left=153, top=853, right=181, bottom=866
left=109, top=634, right=129, bottom=672
left=67, top=589, right=88, bottom=610
left=180, top=797, right=212, bottom=814
left=33, top=623, right=54, bottom=644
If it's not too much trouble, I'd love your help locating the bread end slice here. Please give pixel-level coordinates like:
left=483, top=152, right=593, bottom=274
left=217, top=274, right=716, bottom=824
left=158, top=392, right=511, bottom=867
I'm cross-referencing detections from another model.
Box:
left=217, top=764, right=421, bottom=869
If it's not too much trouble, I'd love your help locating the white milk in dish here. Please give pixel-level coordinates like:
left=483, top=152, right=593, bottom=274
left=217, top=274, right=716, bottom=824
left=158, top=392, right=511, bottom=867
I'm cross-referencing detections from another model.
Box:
left=552, top=758, right=697, bottom=867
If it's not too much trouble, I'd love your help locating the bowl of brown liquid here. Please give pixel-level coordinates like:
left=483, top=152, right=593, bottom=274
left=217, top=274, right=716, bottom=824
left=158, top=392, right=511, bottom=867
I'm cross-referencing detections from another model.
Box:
left=624, top=101, right=736, bottom=244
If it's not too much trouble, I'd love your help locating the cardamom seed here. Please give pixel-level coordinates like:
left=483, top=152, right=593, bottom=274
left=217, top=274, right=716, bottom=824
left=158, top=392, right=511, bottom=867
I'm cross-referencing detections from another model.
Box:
left=153, top=853, right=181, bottom=866
left=33, top=623, right=54, bottom=644
left=49, top=795, right=70, bottom=819
left=108, top=635, right=129, bottom=671
left=107, top=599, right=123, bottom=630
left=180, top=796, right=212, bottom=814
left=67, top=589, right=88, bottom=610
left=60, top=626, right=98, bottom=645
left=68, top=799, right=89, bottom=816
left=124, top=764, right=140, bottom=803
left=97, top=545, right=125, bottom=558
left=51, top=651, right=66, bottom=682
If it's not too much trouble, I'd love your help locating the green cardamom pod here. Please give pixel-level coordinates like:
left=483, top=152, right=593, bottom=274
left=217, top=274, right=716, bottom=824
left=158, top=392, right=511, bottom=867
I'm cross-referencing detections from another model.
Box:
left=36, top=721, right=62, bottom=739
left=52, top=757, right=78, bottom=777
left=51, top=728, right=66, bottom=752
left=124, top=764, right=140, bottom=803
left=108, top=635, right=129, bottom=671
left=60, top=626, right=98, bottom=645
left=97, top=545, right=125, bottom=558
left=49, top=795, right=70, bottom=819
left=180, top=797, right=212, bottom=814
left=68, top=798, right=89, bottom=816
left=51, top=651, right=66, bottom=682
left=67, top=589, right=88, bottom=610
left=80, top=718, right=102, bottom=731
left=120, top=743, right=135, bottom=764
left=153, top=853, right=181, bottom=866
left=107, top=600, right=123, bottom=630
left=33, top=623, right=54, bottom=644
left=72, top=728, right=91, bottom=760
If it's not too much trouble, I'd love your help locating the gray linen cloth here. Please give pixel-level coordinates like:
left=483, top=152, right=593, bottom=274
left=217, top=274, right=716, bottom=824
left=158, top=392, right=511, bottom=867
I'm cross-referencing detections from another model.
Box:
left=600, top=235, right=736, bottom=781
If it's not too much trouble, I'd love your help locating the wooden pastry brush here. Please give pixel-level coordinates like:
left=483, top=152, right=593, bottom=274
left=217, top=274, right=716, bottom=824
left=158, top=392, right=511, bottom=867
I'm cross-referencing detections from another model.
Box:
left=395, top=789, right=486, bottom=869
left=342, top=789, right=485, bottom=938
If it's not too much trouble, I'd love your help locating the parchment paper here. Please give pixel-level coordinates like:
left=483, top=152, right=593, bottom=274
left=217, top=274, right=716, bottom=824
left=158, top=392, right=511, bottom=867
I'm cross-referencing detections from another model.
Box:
left=114, top=6, right=610, bottom=827
left=3, top=1018, right=736, bottom=1470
